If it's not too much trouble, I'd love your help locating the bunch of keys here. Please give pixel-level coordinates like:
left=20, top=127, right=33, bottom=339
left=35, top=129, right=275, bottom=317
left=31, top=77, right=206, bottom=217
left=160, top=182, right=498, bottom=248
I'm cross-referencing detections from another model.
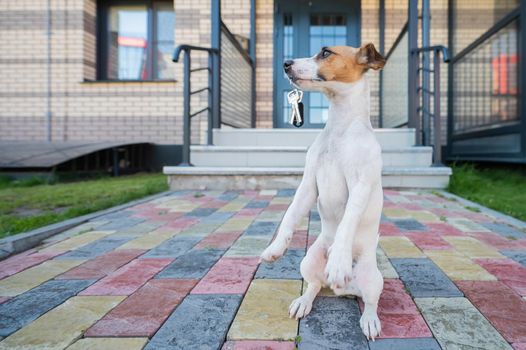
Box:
left=287, top=89, right=304, bottom=127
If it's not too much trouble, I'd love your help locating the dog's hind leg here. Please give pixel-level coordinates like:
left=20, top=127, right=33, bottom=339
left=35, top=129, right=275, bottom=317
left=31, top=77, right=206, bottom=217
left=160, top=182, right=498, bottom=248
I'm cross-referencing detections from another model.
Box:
left=354, top=255, right=383, bottom=340
left=289, top=239, right=326, bottom=319
left=260, top=171, right=318, bottom=263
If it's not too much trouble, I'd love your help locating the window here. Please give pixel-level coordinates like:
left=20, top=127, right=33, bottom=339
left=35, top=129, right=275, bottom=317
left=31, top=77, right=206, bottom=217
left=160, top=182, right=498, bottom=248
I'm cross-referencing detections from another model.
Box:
left=98, top=1, right=175, bottom=80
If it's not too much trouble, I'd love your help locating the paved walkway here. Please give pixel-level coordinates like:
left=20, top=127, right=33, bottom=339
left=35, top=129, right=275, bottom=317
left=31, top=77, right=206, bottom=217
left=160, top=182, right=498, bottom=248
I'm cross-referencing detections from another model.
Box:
left=0, top=189, right=525, bottom=350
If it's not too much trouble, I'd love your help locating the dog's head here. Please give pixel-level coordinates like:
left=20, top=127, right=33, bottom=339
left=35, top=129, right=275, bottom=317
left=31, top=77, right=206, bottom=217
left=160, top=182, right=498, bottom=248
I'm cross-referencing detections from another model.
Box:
left=283, top=43, right=385, bottom=92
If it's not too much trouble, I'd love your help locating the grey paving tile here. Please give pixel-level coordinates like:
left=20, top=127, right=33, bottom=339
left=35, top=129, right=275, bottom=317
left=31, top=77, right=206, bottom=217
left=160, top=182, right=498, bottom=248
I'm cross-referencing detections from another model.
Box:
left=0, top=279, right=94, bottom=337
left=368, top=338, right=441, bottom=350
left=500, top=250, right=526, bottom=267
left=56, top=236, right=133, bottom=259
left=245, top=200, right=269, bottom=209
left=277, top=189, right=295, bottom=197
left=298, top=297, right=368, bottom=350
left=393, top=219, right=427, bottom=231
left=244, top=221, right=279, bottom=236
left=96, top=210, right=134, bottom=221
left=96, top=217, right=145, bottom=231
left=113, top=222, right=164, bottom=237
left=391, top=258, right=463, bottom=297
left=217, top=191, right=239, bottom=201
left=482, top=222, right=525, bottom=239
left=415, top=297, right=512, bottom=350
left=142, top=236, right=201, bottom=259
left=200, top=211, right=234, bottom=224
left=155, top=249, right=225, bottom=279
left=186, top=208, right=218, bottom=218
left=255, top=249, right=304, bottom=279
left=145, top=294, right=242, bottom=350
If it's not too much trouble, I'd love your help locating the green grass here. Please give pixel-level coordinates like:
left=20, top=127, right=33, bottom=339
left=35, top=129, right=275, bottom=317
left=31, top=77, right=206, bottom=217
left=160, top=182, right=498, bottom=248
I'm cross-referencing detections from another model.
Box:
left=0, top=173, right=168, bottom=239
left=447, top=163, right=526, bottom=222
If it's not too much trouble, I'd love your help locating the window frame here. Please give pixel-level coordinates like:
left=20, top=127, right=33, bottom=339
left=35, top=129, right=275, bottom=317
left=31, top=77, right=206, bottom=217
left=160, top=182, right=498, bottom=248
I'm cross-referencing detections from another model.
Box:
left=96, top=0, right=175, bottom=81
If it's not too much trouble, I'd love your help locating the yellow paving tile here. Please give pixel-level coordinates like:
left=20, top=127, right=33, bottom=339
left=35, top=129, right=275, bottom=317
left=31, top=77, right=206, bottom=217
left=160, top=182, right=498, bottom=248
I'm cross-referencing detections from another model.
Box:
left=382, top=208, right=412, bottom=219
left=447, top=218, right=490, bottom=232
left=379, top=236, right=425, bottom=258
left=116, top=230, right=174, bottom=250
left=0, top=296, right=124, bottom=350
left=260, top=190, right=277, bottom=196
left=66, top=337, right=148, bottom=350
left=216, top=218, right=254, bottom=232
left=0, top=259, right=85, bottom=297
left=39, top=231, right=113, bottom=253
left=443, top=236, right=504, bottom=259
left=377, top=247, right=399, bottom=278
left=228, top=279, right=301, bottom=340
left=269, top=197, right=292, bottom=205
left=425, top=250, right=497, bottom=281
left=217, top=201, right=249, bottom=212
left=409, top=211, right=440, bottom=223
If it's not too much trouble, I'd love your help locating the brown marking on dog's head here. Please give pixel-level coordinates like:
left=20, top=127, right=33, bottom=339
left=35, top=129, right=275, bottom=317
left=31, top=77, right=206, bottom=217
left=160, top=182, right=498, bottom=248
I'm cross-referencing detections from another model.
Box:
left=316, top=44, right=386, bottom=83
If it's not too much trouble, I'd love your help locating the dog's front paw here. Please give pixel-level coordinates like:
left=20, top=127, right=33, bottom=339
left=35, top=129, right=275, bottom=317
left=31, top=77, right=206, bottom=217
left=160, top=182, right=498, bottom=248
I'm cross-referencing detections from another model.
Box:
left=324, top=246, right=353, bottom=289
left=260, top=240, right=287, bottom=263
left=289, top=295, right=314, bottom=320
left=360, top=310, right=382, bottom=340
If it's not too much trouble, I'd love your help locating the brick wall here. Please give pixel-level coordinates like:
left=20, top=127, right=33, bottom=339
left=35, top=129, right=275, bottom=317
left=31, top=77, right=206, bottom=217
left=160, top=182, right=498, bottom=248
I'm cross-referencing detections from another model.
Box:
left=0, top=0, right=475, bottom=144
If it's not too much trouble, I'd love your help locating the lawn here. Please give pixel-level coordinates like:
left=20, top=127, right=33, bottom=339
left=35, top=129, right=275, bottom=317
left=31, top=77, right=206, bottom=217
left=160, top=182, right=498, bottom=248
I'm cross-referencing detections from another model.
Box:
left=448, top=163, right=526, bottom=222
left=0, top=173, right=168, bottom=239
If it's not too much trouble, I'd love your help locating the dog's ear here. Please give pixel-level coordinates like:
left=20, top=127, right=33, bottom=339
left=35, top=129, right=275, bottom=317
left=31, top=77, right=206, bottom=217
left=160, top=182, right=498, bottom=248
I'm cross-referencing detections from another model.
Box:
left=357, top=43, right=386, bottom=70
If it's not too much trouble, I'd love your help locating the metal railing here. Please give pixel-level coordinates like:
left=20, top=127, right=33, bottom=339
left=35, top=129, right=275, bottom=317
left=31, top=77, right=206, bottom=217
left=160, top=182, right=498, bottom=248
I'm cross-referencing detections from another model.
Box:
left=413, top=46, right=450, bottom=165
left=381, top=22, right=409, bottom=128
left=173, top=45, right=218, bottom=166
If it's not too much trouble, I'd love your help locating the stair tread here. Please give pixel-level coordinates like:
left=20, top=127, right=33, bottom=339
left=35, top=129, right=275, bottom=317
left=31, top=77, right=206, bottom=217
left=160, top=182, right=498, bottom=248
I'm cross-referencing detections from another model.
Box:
left=190, top=145, right=433, bottom=152
left=164, top=166, right=452, bottom=175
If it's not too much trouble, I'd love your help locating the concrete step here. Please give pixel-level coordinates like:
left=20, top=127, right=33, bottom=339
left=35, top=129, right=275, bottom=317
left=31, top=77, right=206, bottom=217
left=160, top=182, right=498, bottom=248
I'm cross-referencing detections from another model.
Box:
left=164, top=166, right=452, bottom=189
left=213, top=128, right=416, bottom=148
left=190, top=145, right=433, bottom=168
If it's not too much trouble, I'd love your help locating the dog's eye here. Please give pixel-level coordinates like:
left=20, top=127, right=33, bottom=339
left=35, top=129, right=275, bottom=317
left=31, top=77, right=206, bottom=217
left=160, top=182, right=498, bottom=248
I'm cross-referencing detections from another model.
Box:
left=321, top=49, right=332, bottom=59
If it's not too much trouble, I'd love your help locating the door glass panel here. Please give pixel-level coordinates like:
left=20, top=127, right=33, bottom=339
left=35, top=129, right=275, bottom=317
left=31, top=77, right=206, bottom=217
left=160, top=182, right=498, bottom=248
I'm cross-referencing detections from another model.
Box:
left=282, top=13, right=294, bottom=123
left=307, top=14, right=347, bottom=124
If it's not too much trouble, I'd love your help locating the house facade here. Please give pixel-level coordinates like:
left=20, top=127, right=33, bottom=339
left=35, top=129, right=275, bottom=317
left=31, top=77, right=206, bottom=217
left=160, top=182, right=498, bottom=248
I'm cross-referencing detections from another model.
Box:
left=0, top=0, right=523, bottom=162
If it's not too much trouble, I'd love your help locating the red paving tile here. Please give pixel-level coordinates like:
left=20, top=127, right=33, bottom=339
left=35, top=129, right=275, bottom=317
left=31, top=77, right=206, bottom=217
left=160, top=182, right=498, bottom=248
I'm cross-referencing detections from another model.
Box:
left=470, top=232, right=526, bottom=250
left=161, top=217, right=199, bottom=229
left=0, top=251, right=61, bottom=280
left=266, top=204, right=289, bottom=211
left=79, top=258, right=172, bottom=296
left=425, top=222, right=464, bottom=236
left=513, top=343, right=526, bottom=350
left=0, top=297, right=10, bottom=304
left=398, top=203, right=423, bottom=210
left=57, top=249, right=145, bottom=280
left=194, top=231, right=243, bottom=249
left=290, top=230, right=308, bottom=249
left=222, top=341, right=295, bottom=350
left=405, top=233, right=452, bottom=250
left=475, top=258, right=526, bottom=296
left=360, top=279, right=432, bottom=338
left=191, top=257, right=259, bottom=294
left=379, top=222, right=402, bottom=236
left=132, top=210, right=184, bottom=221
left=85, top=279, right=197, bottom=337
left=456, top=280, right=526, bottom=343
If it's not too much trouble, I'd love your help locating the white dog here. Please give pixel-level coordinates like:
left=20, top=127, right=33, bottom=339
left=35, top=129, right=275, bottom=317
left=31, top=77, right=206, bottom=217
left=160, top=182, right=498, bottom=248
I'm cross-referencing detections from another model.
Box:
left=260, top=44, right=386, bottom=340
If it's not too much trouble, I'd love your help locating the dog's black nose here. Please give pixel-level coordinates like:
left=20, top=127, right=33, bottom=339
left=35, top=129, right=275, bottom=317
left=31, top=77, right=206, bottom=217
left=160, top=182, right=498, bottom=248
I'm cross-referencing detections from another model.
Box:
left=283, top=60, right=294, bottom=71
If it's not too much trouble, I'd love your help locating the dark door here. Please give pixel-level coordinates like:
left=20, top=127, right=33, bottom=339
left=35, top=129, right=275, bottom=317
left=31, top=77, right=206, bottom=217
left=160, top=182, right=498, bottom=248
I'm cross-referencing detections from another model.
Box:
left=274, top=0, right=360, bottom=128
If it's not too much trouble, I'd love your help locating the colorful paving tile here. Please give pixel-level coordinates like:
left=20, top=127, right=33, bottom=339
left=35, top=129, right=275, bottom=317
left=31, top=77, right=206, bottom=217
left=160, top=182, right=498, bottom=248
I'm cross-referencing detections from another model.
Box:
left=0, top=189, right=524, bottom=349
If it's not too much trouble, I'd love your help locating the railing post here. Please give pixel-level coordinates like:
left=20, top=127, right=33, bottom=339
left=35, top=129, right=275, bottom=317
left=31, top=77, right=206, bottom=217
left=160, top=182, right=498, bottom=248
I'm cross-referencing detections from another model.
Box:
left=211, top=0, right=221, bottom=130
left=181, top=50, right=192, bottom=166
left=207, top=53, right=213, bottom=145
left=521, top=1, right=526, bottom=159
left=408, top=0, right=419, bottom=142
left=433, top=50, right=442, bottom=165
left=250, top=0, right=257, bottom=127
left=378, top=0, right=385, bottom=128
left=422, top=0, right=431, bottom=145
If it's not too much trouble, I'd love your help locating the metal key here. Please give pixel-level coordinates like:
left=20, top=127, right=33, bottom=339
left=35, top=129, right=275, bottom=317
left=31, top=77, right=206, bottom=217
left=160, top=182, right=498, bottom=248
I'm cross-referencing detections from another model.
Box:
left=287, top=89, right=304, bottom=127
